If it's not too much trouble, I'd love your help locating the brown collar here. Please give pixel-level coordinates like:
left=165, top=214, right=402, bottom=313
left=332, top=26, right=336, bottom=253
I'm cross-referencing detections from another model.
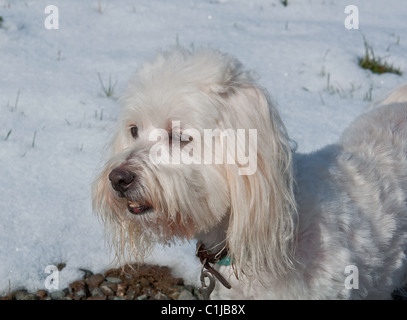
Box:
left=196, top=241, right=232, bottom=289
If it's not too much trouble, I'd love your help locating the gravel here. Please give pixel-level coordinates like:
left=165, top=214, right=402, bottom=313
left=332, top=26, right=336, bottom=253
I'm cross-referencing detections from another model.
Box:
left=0, top=263, right=203, bottom=300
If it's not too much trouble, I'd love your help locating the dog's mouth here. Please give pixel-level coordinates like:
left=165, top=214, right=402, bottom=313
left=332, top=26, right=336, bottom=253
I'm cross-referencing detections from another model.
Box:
left=127, top=199, right=152, bottom=215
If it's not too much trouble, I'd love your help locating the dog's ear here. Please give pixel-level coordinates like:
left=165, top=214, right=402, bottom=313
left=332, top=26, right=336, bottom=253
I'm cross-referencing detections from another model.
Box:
left=219, top=84, right=298, bottom=282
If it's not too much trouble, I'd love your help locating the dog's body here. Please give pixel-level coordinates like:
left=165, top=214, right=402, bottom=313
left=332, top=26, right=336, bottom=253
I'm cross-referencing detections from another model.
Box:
left=215, top=103, right=407, bottom=299
left=92, top=48, right=407, bottom=299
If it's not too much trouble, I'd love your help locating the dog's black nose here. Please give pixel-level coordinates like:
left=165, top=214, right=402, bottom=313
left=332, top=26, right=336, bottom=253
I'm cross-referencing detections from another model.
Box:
left=109, top=169, right=135, bottom=194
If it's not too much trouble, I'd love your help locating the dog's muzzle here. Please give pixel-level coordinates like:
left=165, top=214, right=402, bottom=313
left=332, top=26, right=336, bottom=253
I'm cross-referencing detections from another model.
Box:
left=108, top=168, right=152, bottom=215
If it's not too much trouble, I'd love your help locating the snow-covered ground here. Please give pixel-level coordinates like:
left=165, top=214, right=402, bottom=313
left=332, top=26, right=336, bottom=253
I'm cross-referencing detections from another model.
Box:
left=0, top=0, right=406, bottom=295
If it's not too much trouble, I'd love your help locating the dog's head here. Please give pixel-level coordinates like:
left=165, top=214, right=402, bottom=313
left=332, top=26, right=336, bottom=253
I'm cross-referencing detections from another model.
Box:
left=92, top=48, right=297, bottom=280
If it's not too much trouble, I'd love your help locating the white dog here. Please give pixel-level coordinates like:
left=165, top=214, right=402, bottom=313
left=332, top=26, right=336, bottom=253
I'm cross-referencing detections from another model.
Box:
left=92, top=47, right=407, bottom=299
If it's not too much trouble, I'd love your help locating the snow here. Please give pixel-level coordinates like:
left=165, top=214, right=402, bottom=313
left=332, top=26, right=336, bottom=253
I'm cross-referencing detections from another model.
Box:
left=0, top=0, right=406, bottom=295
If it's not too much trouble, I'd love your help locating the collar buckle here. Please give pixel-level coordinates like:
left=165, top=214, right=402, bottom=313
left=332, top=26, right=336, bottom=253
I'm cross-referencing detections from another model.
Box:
left=195, top=241, right=232, bottom=299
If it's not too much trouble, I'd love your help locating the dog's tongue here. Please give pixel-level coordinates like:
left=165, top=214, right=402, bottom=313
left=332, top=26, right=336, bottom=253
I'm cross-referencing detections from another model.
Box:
left=127, top=200, right=149, bottom=215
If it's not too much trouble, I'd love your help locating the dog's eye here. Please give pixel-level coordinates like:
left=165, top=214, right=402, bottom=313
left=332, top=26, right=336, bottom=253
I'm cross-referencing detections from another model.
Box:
left=130, top=126, right=138, bottom=139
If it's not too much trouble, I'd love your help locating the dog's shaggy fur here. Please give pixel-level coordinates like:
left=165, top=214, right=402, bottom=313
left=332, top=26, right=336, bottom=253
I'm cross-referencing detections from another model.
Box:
left=92, top=47, right=407, bottom=299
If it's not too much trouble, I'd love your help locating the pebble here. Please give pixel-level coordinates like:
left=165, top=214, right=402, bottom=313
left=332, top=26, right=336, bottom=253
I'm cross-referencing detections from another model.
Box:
left=36, top=290, right=48, bottom=299
left=86, top=274, right=105, bottom=290
left=74, top=289, right=87, bottom=298
left=91, top=287, right=105, bottom=297
left=153, top=292, right=170, bottom=300
left=70, top=280, right=85, bottom=290
left=100, top=284, right=115, bottom=296
left=106, top=276, right=122, bottom=284
left=116, top=283, right=127, bottom=297
left=50, top=290, right=66, bottom=300
left=178, top=289, right=197, bottom=300
left=14, top=290, right=36, bottom=300
left=125, top=288, right=137, bottom=300
left=168, top=291, right=181, bottom=300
